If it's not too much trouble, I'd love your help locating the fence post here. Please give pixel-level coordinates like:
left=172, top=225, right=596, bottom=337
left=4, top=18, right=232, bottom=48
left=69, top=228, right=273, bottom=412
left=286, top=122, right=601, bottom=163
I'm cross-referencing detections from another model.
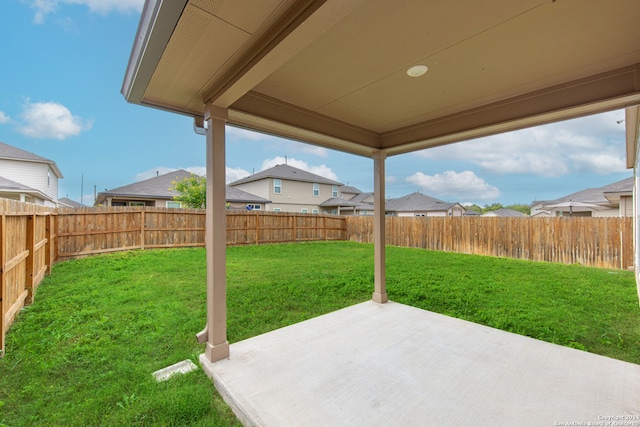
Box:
left=45, top=213, right=53, bottom=274
left=255, top=212, right=259, bottom=245
left=322, top=216, right=326, bottom=241
left=25, top=214, right=36, bottom=304
left=292, top=214, right=297, bottom=243
left=0, top=214, right=5, bottom=356
left=140, top=210, right=146, bottom=250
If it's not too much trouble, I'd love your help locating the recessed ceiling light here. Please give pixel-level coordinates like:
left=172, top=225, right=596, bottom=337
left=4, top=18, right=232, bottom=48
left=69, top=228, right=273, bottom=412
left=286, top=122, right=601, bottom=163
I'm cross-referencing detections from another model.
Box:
left=406, top=65, right=428, bottom=77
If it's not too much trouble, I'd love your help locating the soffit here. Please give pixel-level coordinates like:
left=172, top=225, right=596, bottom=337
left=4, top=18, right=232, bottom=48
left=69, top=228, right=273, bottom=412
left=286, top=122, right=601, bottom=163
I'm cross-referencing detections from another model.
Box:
left=129, top=0, right=640, bottom=157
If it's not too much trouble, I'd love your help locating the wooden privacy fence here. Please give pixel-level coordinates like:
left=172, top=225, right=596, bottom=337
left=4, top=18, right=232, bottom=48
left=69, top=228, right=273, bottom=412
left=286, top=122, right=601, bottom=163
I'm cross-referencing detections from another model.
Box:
left=227, top=211, right=345, bottom=245
left=1, top=200, right=635, bottom=356
left=56, top=208, right=346, bottom=259
left=0, top=204, right=346, bottom=355
left=1, top=200, right=56, bottom=356
left=345, top=216, right=634, bottom=270
left=57, top=207, right=208, bottom=259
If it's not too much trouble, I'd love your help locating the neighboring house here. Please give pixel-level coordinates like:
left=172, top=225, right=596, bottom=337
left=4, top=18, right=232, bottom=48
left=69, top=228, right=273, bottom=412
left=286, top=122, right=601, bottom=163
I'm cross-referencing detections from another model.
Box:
left=529, top=201, right=551, bottom=217
left=229, top=164, right=343, bottom=214
left=385, top=192, right=466, bottom=217
left=225, top=186, right=272, bottom=211
left=320, top=186, right=375, bottom=216
left=0, top=141, right=62, bottom=206
left=95, top=169, right=270, bottom=209
left=482, top=208, right=527, bottom=217
left=538, top=177, right=633, bottom=217
left=58, top=197, right=85, bottom=208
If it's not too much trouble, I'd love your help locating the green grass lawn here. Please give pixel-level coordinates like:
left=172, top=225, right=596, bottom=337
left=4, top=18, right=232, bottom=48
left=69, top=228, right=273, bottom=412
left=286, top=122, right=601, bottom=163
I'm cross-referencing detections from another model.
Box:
left=1, top=241, right=639, bottom=426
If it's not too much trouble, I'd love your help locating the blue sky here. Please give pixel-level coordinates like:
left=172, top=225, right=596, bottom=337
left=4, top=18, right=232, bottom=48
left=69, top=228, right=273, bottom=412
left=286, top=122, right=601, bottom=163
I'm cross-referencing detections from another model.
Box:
left=0, top=1, right=633, bottom=207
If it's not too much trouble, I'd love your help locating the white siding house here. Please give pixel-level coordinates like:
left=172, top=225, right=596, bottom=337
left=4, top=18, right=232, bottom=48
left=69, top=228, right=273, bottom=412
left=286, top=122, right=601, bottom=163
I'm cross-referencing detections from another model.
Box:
left=0, top=141, right=62, bottom=206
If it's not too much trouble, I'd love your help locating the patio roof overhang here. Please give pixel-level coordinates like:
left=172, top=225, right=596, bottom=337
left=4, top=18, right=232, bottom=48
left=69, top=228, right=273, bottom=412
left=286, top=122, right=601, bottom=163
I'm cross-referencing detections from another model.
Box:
left=122, top=0, right=640, bottom=366
left=123, top=0, right=640, bottom=158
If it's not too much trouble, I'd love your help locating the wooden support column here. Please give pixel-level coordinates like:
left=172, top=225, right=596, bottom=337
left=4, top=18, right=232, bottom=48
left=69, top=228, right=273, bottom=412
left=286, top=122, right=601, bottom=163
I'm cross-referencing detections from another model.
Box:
left=372, top=150, right=388, bottom=304
left=203, top=105, right=230, bottom=363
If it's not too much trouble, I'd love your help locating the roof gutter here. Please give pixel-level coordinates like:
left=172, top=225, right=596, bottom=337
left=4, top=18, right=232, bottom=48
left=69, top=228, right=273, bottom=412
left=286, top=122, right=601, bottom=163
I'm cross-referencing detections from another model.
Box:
left=121, top=0, right=188, bottom=104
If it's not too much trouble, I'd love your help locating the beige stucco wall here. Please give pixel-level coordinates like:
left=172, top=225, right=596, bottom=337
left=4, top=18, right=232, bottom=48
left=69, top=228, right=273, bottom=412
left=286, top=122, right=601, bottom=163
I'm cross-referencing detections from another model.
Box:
left=233, top=179, right=338, bottom=212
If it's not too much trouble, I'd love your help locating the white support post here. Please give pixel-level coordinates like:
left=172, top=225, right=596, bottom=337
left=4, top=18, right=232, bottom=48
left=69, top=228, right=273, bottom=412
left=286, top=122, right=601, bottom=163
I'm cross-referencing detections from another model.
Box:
left=204, top=105, right=230, bottom=362
left=372, top=150, right=388, bottom=304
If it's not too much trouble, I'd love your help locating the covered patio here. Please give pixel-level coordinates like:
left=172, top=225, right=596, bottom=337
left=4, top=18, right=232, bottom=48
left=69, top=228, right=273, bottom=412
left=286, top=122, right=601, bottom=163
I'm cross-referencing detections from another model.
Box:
left=200, top=301, right=640, bottom=426
left=122, top=0, right=640, bottom=424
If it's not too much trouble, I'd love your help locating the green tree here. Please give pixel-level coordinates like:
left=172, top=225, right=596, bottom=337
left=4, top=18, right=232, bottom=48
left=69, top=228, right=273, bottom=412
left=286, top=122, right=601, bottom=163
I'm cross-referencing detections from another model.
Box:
left=482, top=202, right=504, bottom=212
left=464, top=204, right=483, bottom=213
left=171, top=174, right=206, bottom=208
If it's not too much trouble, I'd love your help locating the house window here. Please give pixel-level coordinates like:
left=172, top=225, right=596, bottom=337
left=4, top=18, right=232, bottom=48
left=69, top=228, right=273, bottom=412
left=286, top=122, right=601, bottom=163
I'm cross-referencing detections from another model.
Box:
left=301, top=208, right=309, bottom=213
left=313, top=183, right=319, bottom=197
left=332, top=185, right=338, bottom=198
left=129, top=202, right=145, bottom=207
left=47, top=168, right=51, bottom=187
left=331, top=209, right=337, bottom=215
left=312, top=209, right=319, bottom=214
left=166, top=201, right=181, bottom=208
left=274, top=179, right=282, bottom=194
left=273, top=208, right=281, bottom=212
left=247, top=204, right=262, bottom=210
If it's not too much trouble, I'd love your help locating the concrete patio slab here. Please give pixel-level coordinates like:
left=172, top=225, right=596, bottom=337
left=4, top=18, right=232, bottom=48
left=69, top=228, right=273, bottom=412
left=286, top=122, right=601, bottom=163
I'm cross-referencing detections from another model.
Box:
left=200, top=301, right=640, bottom=427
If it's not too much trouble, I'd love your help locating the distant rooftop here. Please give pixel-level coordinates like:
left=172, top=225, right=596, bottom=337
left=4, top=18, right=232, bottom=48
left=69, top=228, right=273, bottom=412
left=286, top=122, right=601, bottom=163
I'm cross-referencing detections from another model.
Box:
left=386, top=192, right=457, bottom=212
left=229, top=164, right=343, bottom=186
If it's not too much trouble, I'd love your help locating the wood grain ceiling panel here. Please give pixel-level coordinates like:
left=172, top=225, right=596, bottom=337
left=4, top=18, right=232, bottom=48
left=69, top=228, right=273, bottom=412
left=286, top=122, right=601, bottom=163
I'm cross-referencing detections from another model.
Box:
left=145, top=4, right=251, bottom=110
left=318, top=0, right=640, bottom=133
left=253, top=0, right=546, bottom=113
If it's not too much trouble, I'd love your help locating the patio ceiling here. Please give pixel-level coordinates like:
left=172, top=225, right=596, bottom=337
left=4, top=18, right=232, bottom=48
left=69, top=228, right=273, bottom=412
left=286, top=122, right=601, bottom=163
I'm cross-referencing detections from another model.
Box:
left=122, top=0, right=640, bottom=157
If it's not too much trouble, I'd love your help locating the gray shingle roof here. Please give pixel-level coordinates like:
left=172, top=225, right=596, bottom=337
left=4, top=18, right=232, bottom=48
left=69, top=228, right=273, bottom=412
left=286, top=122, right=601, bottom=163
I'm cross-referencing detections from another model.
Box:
left=0, top=175, right=53, bottom=203
left=97, top=169, right=270, bottom=204
left=341, top=185, right=362, bottom=194
left=319, top=198, right=358, bottom=207
left=386, top=192, right=456, bottom=212
left=482, top=208, right=526, bottom=217
left=99, top=169, right=194, bottom=199
left=543, top=177, right=633, bottom=206
left=229, top=164, right=343, bottom=186
left=0, top=141, right=63, bottom=177
left=0, top=175, right=37, bottom=192
left=58, top=197, right=85, bottom=208
left=226, top=186, right=270, bottom=203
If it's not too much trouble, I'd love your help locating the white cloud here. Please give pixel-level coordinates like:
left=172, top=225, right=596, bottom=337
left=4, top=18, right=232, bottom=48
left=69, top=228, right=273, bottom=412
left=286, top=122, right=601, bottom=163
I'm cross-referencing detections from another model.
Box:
left=17, top=101, right=92, bottom=139
left=29, top=0, right=143, bottom=23
left=297, top=144, right=329, bottom=157
left=0, top=111, right=10, bottom=124
left=406, top=170, right=500, bottom=202
left=134, top=167, right=179, bottom=182
left=416, top=110, right=626, bottom=177
left=226, top=166, right=250, bottom=183
left=261, top=157, right=339, bottom=181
